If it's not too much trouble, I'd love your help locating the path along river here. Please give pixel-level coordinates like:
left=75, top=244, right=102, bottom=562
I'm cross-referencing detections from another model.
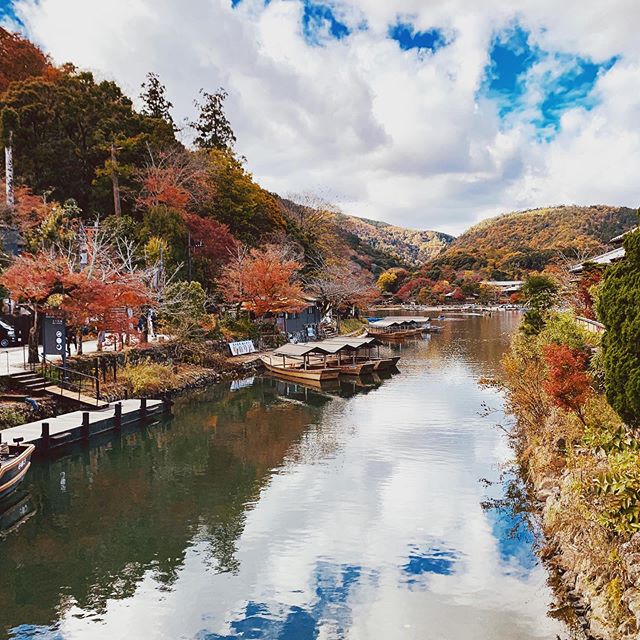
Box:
left=0, top=313, right=568, bottom=639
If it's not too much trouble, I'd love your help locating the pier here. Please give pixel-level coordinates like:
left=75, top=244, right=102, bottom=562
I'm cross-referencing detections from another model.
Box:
left=0, top=398, right=170, bottom=454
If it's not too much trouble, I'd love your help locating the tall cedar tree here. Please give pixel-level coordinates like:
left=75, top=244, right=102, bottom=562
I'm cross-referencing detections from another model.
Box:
left=140, top=72, right=176, bottom=130
left=191, top=88, right=236, bottom=151
left=597, top=227, right=640, bottom=426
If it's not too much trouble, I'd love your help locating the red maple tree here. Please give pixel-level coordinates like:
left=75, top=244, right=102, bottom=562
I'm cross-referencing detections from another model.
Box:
left=219, top=245, right=305, bottom=317
left=543, top=343, right=593, bottom=422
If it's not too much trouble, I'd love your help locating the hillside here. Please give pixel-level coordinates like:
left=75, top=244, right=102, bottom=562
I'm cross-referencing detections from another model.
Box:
left=338, top=214, right=453, bottom=269
left=431, top=205, right=638, bottom=277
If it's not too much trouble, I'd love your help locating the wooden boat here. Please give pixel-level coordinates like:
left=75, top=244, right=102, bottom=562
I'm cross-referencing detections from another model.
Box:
left=0, top=442, right=35, bottom=502
left=368, top=327, right=424, bottom=340
left=366, top=317, right=432, bottom=340
left=334, top=361, right=375, bottom=376
left=373, top=356, right=400, bottom=371
left=260, top=356, right=340, bottom=382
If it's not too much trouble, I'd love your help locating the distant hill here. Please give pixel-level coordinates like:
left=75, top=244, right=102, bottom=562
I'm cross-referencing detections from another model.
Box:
left=338, top=214, right=453, bottom=270
left=431, top=205, right=638, bottom=277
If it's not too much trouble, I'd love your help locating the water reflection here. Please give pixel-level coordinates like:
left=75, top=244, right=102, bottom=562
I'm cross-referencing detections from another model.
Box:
left=0, top=313, right=566, bottom=639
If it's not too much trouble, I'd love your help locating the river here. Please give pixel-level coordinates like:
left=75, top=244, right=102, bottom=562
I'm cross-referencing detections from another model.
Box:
left=0, top=314, right=567, bottom=639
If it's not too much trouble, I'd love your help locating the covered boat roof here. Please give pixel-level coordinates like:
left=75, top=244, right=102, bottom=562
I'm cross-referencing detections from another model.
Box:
left=368, top=318, right=424, bottom=328
left=321, top=336, right=379, bottom=348
left=273, top=342, right=346, bottom=357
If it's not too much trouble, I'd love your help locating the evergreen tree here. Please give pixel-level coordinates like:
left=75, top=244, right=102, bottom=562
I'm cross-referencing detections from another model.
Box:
left=596, top=226, right=640, bottom=426
left=191, top=88, right=236, bottom=151
left=140, top=72, right=175, bottom=130
left=0, top=68, right=176, bottom=214
left=520, top=274, right=559, bottom=335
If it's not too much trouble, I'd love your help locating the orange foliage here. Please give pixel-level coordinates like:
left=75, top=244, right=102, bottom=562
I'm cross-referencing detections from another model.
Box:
left=6, top=183, right=55, bottom=232
left=542, top=344, right=593, bottom=421
left=0, top=252, right=67, bottom=305
left=219, top=245, right=305, bottom=316
left=1, top=251, right=149, bottom=333
left=0, top=27, right=57, bottom=93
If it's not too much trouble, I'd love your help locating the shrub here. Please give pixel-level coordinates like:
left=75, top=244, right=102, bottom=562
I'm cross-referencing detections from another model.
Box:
left=540, top=311, right=594, bottom=351
left=119, top=362, right=178, bottom=396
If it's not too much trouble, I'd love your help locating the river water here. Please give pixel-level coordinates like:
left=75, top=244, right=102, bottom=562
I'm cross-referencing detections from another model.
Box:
left=0, top=314, right=566, bottom=640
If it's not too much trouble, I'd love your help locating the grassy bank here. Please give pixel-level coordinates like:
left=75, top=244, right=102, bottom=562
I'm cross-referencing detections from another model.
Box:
left=503, top=313, right=640, bottom=639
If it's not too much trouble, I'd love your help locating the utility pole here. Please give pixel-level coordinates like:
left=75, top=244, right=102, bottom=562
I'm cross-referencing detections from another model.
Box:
left=110, top=142, right=122, bottom=217
left=4, top=130, right=14, bottom=210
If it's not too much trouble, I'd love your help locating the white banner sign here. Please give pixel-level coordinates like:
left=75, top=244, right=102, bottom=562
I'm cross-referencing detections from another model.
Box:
left=229, top=340, right=256, bottom=356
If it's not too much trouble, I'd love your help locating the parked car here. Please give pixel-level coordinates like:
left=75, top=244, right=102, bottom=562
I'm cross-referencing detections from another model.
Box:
left=0, top=320, right=17, bottom=348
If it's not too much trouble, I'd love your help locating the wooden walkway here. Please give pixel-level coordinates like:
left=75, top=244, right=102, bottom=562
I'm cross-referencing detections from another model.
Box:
left=0, top=398, right=168, bottom=454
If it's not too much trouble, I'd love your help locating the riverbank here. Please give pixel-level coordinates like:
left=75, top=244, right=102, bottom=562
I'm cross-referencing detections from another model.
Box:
left=502, top=314, right=640, bottom=639
left=0, top=342, right=265, bottom=432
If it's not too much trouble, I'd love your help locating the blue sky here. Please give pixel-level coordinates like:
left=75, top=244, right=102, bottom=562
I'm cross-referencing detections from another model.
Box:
left=2, top=0, right=636, bottom=233
left=483, top=25, right=617, bottom=135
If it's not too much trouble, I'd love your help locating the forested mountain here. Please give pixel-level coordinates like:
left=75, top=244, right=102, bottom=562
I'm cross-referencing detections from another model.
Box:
left=337, top=214, right=453, bottom=269
left=430, top=205, right=638, bottom=278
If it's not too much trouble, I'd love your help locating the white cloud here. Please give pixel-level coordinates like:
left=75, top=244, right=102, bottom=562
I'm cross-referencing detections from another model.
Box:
left=8, top=0, right=640, bottom=234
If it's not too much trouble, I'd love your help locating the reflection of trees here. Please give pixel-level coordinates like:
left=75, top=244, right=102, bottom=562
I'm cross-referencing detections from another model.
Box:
left=0, top=380, right=325, bottom=635
left=399, top=314, right=520, bottom=377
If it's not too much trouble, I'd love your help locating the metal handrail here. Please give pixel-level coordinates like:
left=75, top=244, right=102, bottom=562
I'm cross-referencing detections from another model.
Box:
left=41, top=356, right=102, bottom=406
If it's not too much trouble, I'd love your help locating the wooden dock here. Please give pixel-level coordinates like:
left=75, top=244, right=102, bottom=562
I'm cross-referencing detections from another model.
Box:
left=0, top=398, right=170, bottom=454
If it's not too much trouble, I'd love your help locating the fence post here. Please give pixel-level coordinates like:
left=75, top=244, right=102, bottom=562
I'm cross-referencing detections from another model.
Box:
left=114, top=402, right=122, bottom=430
left=140, top=398, right=147, bottom=421
left=41, top=422, right=50, bottom=452
left=82, top=412, right=90, bottom=441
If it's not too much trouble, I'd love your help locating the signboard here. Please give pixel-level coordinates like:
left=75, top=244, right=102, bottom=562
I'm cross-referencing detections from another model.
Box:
left=228, top=340, right=256, bottom=356
left=43, top=316, right=66, bottom=358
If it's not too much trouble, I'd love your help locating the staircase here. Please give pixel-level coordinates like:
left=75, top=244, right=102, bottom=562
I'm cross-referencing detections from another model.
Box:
left=10, top=368, right=108, bottom=409
left=10, top=371, right=48, bottom=395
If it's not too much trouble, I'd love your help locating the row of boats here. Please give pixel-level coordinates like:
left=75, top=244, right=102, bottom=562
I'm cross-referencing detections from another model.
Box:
left=260, top=317, right=439, bottom=382
left=260, top=336, right=399, bottom=381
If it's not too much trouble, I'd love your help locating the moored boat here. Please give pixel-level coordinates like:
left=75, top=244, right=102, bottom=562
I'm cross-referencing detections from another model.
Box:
left=261, top=344, right=342, bottom=381
left=0, top=441, right=35, bottom=502
left=366, top=317, right=437, bottom=340
left=333, top=361, right=375, bottom=376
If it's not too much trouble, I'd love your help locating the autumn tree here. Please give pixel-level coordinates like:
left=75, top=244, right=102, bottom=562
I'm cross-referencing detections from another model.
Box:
left=183, top=213, right=236, bottom=283
left=305, top=261, right=378, bottom=320
left=191, top=88, right=236, bottom=151
left=572, top=263, right=603, bottom=320
left=542, top=343, right=593, bottom=423
left=219, top=245, right=304, bottom=317
left=377, top=271, right=397, bottom=293
left=0, top=252, right=68, bottom=362
left=0, top=27, right=55, bottom=94
left=281, top=194, right=340, bottom=263
left=200, top=149, right=285, bottom=244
